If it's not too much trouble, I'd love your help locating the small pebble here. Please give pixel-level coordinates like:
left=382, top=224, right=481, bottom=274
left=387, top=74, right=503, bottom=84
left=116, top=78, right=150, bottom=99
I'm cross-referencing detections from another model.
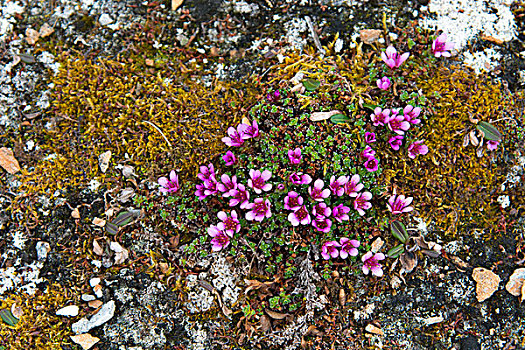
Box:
left=89, top=278, right=101, bottom=287
left=56, top=305, right=79, bottom=317
left=70, top=333, right=100, bottom=350
left=81, top=294, right=96, bottom=302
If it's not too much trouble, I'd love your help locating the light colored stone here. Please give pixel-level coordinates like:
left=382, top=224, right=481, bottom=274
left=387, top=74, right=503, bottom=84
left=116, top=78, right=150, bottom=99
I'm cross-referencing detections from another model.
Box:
left=365, top=323, right=384, bottom=336
left=89, top=278, right=101, bottom=287
left=56, top=305, right=79, bottom=317
left=25, top=27, right=39, bottom=45
left=472, top=267, right=500, bottom=302
left=505, top=268, right=525, bottom=296
left=371, top=237, right=385, bottom=253
left=93, top=284, right=103, bottom=298
left=82, top=294, right=96, bottom=302
left=0, top=147, right=20, bottom=174
left=39, top=23, right=54, bottom=37
left=99, top=14, right=113, bottom=26
left=423, top=316, right=444, bottom=326
left=70, top=333, right=100, bottom=350
left=360, top=29, right=382, bottom=44
left=72, top=301, right=116, bottom=334
left=98, top=150, right=111, bottom=173
left=88, top=300, right=103, bottom=309
left=35, top=241, right=50, bottom=261
left=109, top=242, right=123, bottom=253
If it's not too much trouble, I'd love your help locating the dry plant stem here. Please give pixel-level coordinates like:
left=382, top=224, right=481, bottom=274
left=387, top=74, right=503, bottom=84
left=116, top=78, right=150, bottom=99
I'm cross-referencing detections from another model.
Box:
left=491, top=117, right=518, bottom=126
left=142, top=120, right=173, bottom=148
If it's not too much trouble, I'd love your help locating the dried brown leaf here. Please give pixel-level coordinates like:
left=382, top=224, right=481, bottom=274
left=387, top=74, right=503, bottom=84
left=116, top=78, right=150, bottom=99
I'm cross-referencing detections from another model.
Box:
left=0, top=147, right=21, bottom=174
left=92, top=240, right=104, bottom=256
left=400, top=251, right=417, bottom=273
left=259, top=315, right=271, bottom=332
left=310, top=110, right=342, bottom=121
left=265, top=309, right=289, bottom=320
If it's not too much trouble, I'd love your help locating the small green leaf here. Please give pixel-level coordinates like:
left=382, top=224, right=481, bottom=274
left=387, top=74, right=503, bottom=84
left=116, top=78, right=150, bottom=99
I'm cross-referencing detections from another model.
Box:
left=112, top=211, right=134, bottom=226
left=361, top=103, right=378, bottom=111
left=106, top=222, right=119, bottom=235
left=476, top=121, right=502, bottom=141
left=391, top=220, right=409, bottom=243
left=0, top=309, right=19, bottom=326
left=330, top=114, right=350, bottom=124
left=302, top=79, right=320, bottom=91
left=407, top=38, right=416, bottom=50
left=387, top=244, right=405, bottom=259
left=18, top=53, right=36, bottom=64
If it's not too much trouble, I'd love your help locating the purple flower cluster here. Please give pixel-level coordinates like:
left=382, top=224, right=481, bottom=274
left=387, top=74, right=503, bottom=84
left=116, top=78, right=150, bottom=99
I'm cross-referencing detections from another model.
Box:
left=221, top=120, right=260, bottom=147
left=321, top=238, right=360, bottom=260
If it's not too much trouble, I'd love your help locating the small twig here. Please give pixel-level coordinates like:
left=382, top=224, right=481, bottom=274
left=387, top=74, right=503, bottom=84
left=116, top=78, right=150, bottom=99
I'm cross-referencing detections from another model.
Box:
left=305, top=16, right=325, bottom=54
left=491, top=117, right=518, bottom=126
left=142, top=120, right=172, bottom=147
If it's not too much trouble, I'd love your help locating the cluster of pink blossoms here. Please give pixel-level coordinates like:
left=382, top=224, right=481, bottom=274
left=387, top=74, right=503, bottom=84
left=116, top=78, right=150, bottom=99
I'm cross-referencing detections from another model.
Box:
left=158, top=170, right=180, bottom=194
left=321, top=241, right=386, bottom=277
left=221, top=120, right=260, bottom=147
left=207, top=210, right=241, bottom=251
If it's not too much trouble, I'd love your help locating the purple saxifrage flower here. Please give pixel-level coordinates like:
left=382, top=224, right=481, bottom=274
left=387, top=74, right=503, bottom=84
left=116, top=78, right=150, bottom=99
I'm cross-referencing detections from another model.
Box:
left=158, top=170, right=180, bottom=194
left=362, top=251, right=386, bottom=277
left=344, top=174, right=364, bottom=197
left=381, top=45, right=410, bottom=69
left=198, top=163, right=216, bottom=182
left=403, top=105, right=422, bottom=125
left=267, top=90, right=281, bottom=103
left=364, top=132, right=376, bottom=144
left=376, top=76, right=391, bottom=90
left=387, top=192, right=414, bottom=215
left=387, top=113, right=411, bottom=135
left=217, top=210, right=241, bottom=235
left=228, top=183, right=250, bottom=209
left=308, top=179, right=331, bottom=201
left=248, top=169, right=272, bottom=194
left=240, top=120, right=260, bottom=140
left=222, top=124, right=246, bottom=147
left=371, top=107, right=390, bottom=127
left=388, top=135, right=404, bottom=151
left=208, top=225, right=233, bottom=252
left=339, top=238, right=360, bottom=259
left=407, top=141, right=429, bottom=159
left=354, top=191, right=372, bottom=216
left=222, top=151, right=237, bottom=166
left=329, top=175, right=349, bottom=197
left=487, top=140, right=499, bottom=151
left=312, top=216, right=332, bottom=233
left=288, top=205, right=311, bottom=226
left=364, top=157, right=379, bottom=172
left=332, top=204, right=351, bottom=223
left=217, top=174, right=238, bottom=196
left=289, top=172, right=312, bottom=185
left=312, top=202, right=331, bottom=217
left=321, top=241, right=341, bottom=260
left=284, top=191, right=304, bottom=210
left=245, top=198, right=272, bottom=222
left=432, top=33, right=455, bottom=58
left=288, top=147, right=302, bottom=165
left=361, top=146, right=376, bottom=160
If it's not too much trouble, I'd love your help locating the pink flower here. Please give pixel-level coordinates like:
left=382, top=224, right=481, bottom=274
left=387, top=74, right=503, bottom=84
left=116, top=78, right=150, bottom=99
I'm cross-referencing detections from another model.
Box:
left=267, top=90, right=281, bottom=102
left=288, top=205, right=311, bottom=226
left=344, top=175, right=364, bottom=197
left=371, top=107, right=390, bottom=126
left=432, top=33, right=455, bottom=58
left=197, top=163, right=216, bottom=182
left=312, top=202, right=331, bottom=217
left=364, top=132, right=376, bottom=144
left=354, top=192, right=372, bottom=216
left=387, top=113, right=411, bottom=135
left=239, top=120, right=260, bottom=139
left=403, top=105, right=421, bottom=125
left=228, top=184, right=250, bottom=209
left=332, top=204, right=350, bottom=223
left=321, top=241, right=341, bottom=260
left=289, top=172, right=312, bottom=185
left=245, top=198, right=272, bottom=222
left=217, top=174, right=238, bottom=196
left=308, top=179, right=331, bottom=201
left=487, top=140, right=499, bottom=151
left=222, top=151, right=237, bottom=166
left=339, top=238, right=360, bottom=259
left=376, top=76, right=391, bottom=90
left=222, top=125, right=245, bottom=147
left=158, top=170, right=180, bottom=194
left=388, top=135, right=404, bottom=151
left=284, top=191, right=303, bottom=210
left=329, top=175, right=349, bottom=197
left=362, top=251, right=385, bottom=277
left=381, top=45, right=410, bottom=69
left=407, top=141, right=429, bottom=159
left=312, top=216, right=332, bottom=233
left=208, top=225, right=233, bottom=252
left=277, top=183, right=285, bottom=191
left=387, top=192, right=413, bottom=215
left=217, top=210, right=240, bottom=235
left=203, top=179, right=218, bottom=197
left=361, top=146, right=376, bottom=160
left=364, top=157, right=379, bottom=172
left=288, top=147, right=302, bottom=165
left=195, top=183, right=207, bottom=200
left=248, top=169, right=272, bottom=194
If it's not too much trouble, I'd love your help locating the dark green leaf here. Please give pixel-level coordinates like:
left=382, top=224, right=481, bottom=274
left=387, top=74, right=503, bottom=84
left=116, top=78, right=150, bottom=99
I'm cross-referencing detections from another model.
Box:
left=476, top=121, right=502, bottom=141
left=330, top=114, right=350, bottom=124
left=0, top=309, right=19, bottom=326
left=105, top=222, right=119, bottom=235
left=391, top=220, right=409, bottom=243
left=387, top=244, right=405, bottom=259
left=113, top=211, right=134, bottom=226
left=361, top=103, right=378, bottom=111
left=302, top=79, right=320, bottom=91
left=18, top=53, right=36, bottom=64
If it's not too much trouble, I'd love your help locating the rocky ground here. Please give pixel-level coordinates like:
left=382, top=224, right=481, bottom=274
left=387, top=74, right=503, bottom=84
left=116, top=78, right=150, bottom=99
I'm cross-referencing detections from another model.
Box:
left=1, top=0, right=525, bottom=349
